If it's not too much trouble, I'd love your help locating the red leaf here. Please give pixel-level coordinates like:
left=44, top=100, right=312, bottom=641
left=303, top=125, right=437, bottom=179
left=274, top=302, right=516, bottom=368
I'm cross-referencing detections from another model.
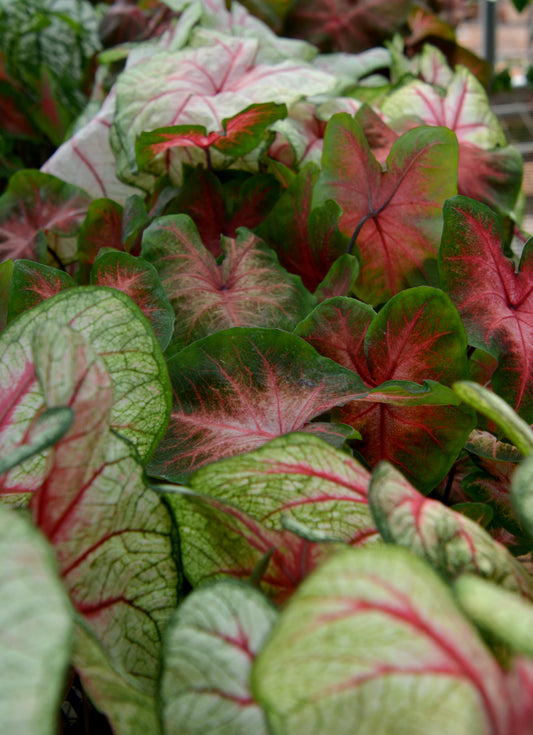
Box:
left=440, top=196, right=533, bottom=421
left=314, top=114, right=458, bottom=303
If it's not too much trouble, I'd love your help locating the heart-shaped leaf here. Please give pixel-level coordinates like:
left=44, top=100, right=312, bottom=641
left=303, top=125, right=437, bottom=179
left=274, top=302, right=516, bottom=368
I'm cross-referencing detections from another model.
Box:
left=160, top=580, right=277, bottom=735
left=0, top=169, right=90, bottom=265
left=296, top=288, right=474, bottom=491
left=111, top=32, right=337, bottom=188
left=90, top=250, right=175, bottom=351
left=141, top=214, right=315, bottom=351
left=136, top=101, right=287, bottom=176
left=148, top=327, right=367, bottom=481
left=257, top=167, right=353, bottom=291
left=369, top=461, right=533, bottom=598
left=163, top=486, right=337, bottom=604
left=440, top=197, right=533, bottom=422
left=0, top=505, right=72, bottom=735
left=0, top=287, right=171, bottom=486
left=29, top=323, right=178, bottom=691
left=188, top=432, right=378, bottom=545
left=73, top=619, right=162, bottom=735
left=314, top=114, right=458, bottom=303
left=253, top=545, right=512, bottom=735
left=7, top=260, right=75, bottom=321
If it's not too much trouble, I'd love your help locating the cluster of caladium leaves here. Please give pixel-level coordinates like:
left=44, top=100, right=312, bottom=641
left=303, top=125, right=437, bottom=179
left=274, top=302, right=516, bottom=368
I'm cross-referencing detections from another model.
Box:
left=3, top=0, right=533, bottom=733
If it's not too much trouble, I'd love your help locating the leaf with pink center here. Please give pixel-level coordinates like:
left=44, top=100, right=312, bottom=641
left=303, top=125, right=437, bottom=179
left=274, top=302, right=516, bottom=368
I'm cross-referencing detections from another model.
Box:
left=160, top=580, right=277, bottom=735
left=439, top=196, right=533, bottom=422
left=257, top=166, right=353, bottom=291
left=369, top=461, right=533, bottom=599
left=457, top=143, right=522, bottom=218
left=253, top=544, right=513, bottom=735
left=187, top=432, right=378, bottom=546
left=148, top=327, right=367, bottom=481
left=313, top=114, right=458, bottom=303
left=382, top=66, right=505, bottom=150
left=284, top=0, right=413, bottom=52
left=0, top=169, right=90, bottom=265
left=76, top=198, right=124, bottom=280
left=140, top=215, right=315, bottom=351
left=90, top=250, right=174, bottom=351
left=29, top=323, right=178, bottom=692
left=296, top=288, right=474, bottom=491
left=162, top=485, right=338, bottom=605
left=110, top=32, right=338, bottom=188
left=7, top=260, right=74, bottom=322
left=0, top=287, right=171, bottom=499
left=136, top=102, right=287, bottom=178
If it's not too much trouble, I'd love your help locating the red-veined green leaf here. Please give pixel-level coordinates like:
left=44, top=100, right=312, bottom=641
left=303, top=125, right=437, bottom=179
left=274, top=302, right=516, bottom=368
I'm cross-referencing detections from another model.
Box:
left=254, top=545, right=513, bottom=735
left=162, top=486, right=338, bottom=604
left=369, top=461, right=533, bottom=598
left=7, top=260, right=74, bottom=321
left=160, top=580, right=277, bottom=735
left=188, top=432, right=378, bottom=546
left=30, top=323, right=178, bottom=692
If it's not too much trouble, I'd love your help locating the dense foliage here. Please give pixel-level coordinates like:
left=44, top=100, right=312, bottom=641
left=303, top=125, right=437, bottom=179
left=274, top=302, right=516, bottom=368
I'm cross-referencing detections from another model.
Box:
left=2, top=1, right=533, bottom=733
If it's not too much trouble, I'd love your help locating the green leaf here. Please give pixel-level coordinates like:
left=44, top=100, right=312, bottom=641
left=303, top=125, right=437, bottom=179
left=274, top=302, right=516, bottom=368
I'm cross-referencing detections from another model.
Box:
left=253, top=545, right=510, bottom=735
left=0, top=259, right=13, bottom=332
left=73, top=619, right=162, bottom=735
left=369, top=462, right=533, bottom=598
left=453, top=381, right=533, bottom=457
left=455, top=574, right=533, bottom=658
left=187, top=432, right=377, bottom=545
left=1, top=287, right=171, bottom=471
left=0, top=505, right=72, bottom=735
left=511, top=453, right=533, bottom=538
left=7, top=260, right=75, bottom=321
left=314, top=253, right=359, bottom=301
left=0, top=406, right=72, bottom=477
left=160, top=580, right=277, bottom=735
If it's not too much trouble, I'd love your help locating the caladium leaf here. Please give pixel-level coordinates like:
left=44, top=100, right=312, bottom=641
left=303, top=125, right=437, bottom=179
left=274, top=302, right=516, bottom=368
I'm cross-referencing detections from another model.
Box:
left=76, top=198, right=124, bottom=279
left=314, top=253, right=359, bottom=301
left=457, top=143, right=523, bottom=218
left=440, top=198, right=533, bottom=422
left=369, top=461, right=533, bottom=599
left=0, top=169, right=90, bottom=265
left=0, top=505, right=72, bottom=735
left=453, top=381, right=533, bottom=457
left=313, top=114, right=458, bottom=303
left=284, top=0, right=413, bottom=52
left=253, top=545, right=512, bottom=735
left=42, top=89, right=141, bottom=204
left=382, top=66, right=505, bottom=150
left=29, top=323, right=178, bottom=691
left=160, top=580, right=277, bottom=735
left=511, top=453, right=533, bottom=539
left=7, top=260, right=74, bottom=321
left=257, top=167, right=353, bottom=291
left=455, top=575, right=533, bottom=661
left=90, top=250, right=175, bottom=351
left=136, top=101, right=287, bottom=177
left=188, top=432, right=378, bottom=545
left=148, top=327, right=367, bottom=481
left=0, top=287, right=171, bottom=471
left=296, top=288, right=474, bottom=491
left=162, top=485, right=338, bottom=604
left=73, top=619, right=162, bottom=735
left=111, top=31, right=338, bottom=188
left=0, top=406, right=72, bottom=478
left=140, top=214, right=315, bottom=351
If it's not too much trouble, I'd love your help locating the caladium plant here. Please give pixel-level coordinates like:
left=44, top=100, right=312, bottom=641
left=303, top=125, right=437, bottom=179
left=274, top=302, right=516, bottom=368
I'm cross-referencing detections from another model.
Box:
left=2, top=0, right=533, bottom=732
